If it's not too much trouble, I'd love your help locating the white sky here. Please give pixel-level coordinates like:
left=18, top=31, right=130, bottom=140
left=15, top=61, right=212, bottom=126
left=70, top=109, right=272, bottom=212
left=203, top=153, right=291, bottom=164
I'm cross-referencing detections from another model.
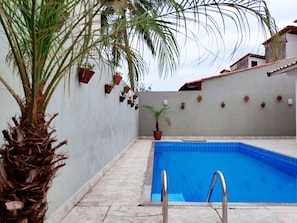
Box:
left=128, top=0, right=297, bottom=91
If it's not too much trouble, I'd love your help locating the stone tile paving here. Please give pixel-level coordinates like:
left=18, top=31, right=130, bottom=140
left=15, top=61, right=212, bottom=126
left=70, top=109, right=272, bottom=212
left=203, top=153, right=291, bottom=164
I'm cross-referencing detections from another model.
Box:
left=61, top=138, right=297, bottom=223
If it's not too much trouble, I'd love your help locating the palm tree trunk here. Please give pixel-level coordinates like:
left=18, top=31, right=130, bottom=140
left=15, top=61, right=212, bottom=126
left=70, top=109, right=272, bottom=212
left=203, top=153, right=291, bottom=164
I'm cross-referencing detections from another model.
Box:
left=0, top=111, right=67, bottom=223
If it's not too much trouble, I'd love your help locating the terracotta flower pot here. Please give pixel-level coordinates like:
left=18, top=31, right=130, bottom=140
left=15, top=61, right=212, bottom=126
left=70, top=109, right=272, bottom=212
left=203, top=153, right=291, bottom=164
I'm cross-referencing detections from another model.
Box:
left=197, top=95, right=202, bottom=102
left=180, top=102, right=185, bottom=110
left=113, top=73, right=122, bottom=85
left=104, top=84, right=113, bottom=94
left=78, top=68, right=95, bottom=84
left=153, top=131, right=162, bottom=140
left=119, top=95, right=126, bottom=102
left=123, top=85, right=130, bottom=93
left=133, top=94, right=138, bottom=100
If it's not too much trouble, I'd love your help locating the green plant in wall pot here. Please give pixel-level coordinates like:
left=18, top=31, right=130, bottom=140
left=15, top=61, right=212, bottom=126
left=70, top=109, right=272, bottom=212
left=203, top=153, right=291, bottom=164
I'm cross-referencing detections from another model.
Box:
left=142, top=105, right=171, bottom=140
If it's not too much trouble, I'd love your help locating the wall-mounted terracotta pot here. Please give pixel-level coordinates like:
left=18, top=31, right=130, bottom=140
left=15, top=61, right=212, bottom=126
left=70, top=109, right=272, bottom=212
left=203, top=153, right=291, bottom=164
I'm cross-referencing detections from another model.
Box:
left=113, top=73, right=122, bottom=85
left=78, top=68, right=95, bottom=84
left=123, top=85, right=130, bottom=93
left=127, top=97, right=132, bottom=105
left=180, top=102, right=185, bottom=110
left=119, top=95, right=126, bottom=102
left=104, top=84, right=113, bottom=94
left=244, top=95, right=249, bottom=102
left=261, top=102, right=265, bottom=108
left=197, top=95, right=202, bottom=102
left=221, top=102, right=225, bottom=108
left=276, top=95, right=282, bottom=101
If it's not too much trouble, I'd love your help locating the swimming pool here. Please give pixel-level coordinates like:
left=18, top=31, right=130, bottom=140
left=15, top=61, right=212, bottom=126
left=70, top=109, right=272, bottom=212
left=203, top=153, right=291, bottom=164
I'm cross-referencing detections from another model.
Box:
left=151, top=142, right=297, bottom=203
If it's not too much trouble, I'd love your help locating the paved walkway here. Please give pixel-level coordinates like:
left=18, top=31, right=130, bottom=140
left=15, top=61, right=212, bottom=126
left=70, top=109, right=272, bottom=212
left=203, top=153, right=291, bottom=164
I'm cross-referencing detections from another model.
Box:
left=61, top=137, right=297, bottom=223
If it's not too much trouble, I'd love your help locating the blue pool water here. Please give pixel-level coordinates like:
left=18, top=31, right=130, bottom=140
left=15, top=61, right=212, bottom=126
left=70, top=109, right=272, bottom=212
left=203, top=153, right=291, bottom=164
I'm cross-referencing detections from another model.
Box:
left=151, top=142, right=297, bottom=203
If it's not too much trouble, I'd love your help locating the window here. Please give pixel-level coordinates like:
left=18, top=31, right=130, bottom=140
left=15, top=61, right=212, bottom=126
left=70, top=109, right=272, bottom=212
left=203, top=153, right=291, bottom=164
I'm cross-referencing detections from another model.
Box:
left=251, top=61, right=258, bottom=67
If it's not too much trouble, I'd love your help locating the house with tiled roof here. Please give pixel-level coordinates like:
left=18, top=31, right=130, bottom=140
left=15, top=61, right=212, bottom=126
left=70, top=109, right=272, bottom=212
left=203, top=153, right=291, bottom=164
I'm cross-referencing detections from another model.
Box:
left=179, top=25, right=297, bottom=92
left=162, top=24, right=297, bottom=137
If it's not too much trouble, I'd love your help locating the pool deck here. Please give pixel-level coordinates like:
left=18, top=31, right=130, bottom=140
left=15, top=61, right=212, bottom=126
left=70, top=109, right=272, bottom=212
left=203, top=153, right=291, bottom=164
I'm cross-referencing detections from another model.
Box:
left=61, top=137, right=297, bottom=223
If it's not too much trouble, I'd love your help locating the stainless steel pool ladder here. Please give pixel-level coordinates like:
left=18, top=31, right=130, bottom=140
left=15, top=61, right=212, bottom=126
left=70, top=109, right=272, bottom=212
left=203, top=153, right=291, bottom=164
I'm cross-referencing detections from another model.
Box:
left=161, top=170, right=168, bottom=223
left=206, top=170, right=228, bottom=223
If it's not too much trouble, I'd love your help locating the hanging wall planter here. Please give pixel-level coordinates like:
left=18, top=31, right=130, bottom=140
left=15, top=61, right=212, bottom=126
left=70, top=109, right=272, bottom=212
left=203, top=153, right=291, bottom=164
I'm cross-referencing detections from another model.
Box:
left=133, top=94, right=138, bottom=100
left=244, top=95, right=250, bottom=102
left=197, top=95, right=202, bottom=102
left=78, top=68, right=95, bottom=84
left=135, top=104, right=139, bottom=110
left=180, top=102, right=185, bottom=110
left=119, top=95, right=126, bottom=102
left=123, top=85, right=130, bottom=93
left=113, top=73, right=122, bottom=85
left=119, top=92, right=126, bottom=102
left=221, top=102, right=225, bottom=108
left=104, top=84, right=113, bottom=94
left=127, top=97, right=132, bottom=105
left=276, top=95, right=282, bottom=101
left=261, top=102, right=266, bottom=108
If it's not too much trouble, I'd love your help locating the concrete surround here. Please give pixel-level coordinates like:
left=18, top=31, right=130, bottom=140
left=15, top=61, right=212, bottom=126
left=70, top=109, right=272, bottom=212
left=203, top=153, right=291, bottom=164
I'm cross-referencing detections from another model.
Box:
left=60, top=138, right=297, bottom=223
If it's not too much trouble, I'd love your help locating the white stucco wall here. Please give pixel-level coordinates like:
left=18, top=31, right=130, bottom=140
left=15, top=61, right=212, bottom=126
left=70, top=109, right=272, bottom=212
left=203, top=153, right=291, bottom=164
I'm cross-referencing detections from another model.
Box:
left=0, top=41, right=139, bottom=221
left=45, top=64, right=139, bottom=221
left=284, top=68, right=297, bottom=142
left=286, top=33, right=297, bottom=59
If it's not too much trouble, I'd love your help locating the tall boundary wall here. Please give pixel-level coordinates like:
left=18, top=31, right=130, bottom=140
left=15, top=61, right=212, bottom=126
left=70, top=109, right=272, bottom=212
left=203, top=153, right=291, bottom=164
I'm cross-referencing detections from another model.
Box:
left=0, top=60, right=139, bottom=221
left=139, top=62, right=296, bottom=137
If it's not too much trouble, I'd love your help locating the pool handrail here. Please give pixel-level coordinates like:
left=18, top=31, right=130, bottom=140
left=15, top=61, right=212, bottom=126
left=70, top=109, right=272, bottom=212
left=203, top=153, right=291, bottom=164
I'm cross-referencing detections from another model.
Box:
left=206, top=170, right=228, bottom=223
left=161, top=170, right=168, bottom=223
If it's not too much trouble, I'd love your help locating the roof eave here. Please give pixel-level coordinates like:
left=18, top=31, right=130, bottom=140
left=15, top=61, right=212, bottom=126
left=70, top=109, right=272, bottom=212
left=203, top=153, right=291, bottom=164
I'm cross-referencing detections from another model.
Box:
left=267, top=63, right=297, bottom=76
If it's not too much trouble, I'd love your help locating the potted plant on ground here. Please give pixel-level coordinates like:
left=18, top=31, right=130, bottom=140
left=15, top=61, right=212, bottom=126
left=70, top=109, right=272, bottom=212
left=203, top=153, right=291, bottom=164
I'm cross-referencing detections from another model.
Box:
left=142, top=105, right=171, bottom=140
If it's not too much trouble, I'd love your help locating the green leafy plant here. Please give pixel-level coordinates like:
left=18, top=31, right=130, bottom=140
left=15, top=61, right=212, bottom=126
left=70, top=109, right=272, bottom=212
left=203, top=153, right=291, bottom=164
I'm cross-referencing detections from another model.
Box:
left=142, top=105, right=171, bottom=131
left=81, top=62, right=95, bottom=70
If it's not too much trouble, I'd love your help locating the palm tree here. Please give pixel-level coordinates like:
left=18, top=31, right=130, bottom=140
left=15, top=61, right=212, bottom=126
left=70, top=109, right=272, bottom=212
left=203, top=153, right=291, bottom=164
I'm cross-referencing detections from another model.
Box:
left=100, top=0, right=181, bottom=90
left=0, top=1, right=107, bottom=222
left=99, top=0, right=279, bottom=90
left=142, top=105, right=171, bottom=140
left=0, top=0, right=278, bottom=222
